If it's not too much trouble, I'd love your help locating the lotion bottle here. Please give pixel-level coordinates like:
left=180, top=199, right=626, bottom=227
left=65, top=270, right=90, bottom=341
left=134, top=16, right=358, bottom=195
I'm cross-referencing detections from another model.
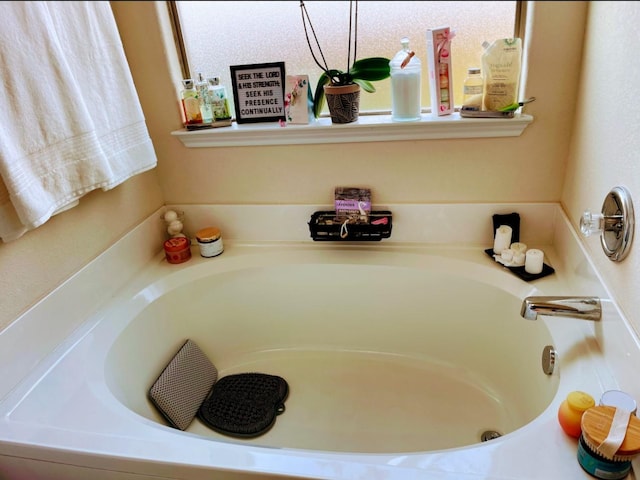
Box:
left=181, top=79, right=202, bottom=124
left=207, top=77, right=231, bottom=120
left=196, top=73, right=213, bottom=123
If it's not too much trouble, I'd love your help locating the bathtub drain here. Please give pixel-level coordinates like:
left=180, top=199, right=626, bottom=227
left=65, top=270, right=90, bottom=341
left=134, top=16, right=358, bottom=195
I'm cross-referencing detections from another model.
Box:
left=481, top=430, right=502, bottom=442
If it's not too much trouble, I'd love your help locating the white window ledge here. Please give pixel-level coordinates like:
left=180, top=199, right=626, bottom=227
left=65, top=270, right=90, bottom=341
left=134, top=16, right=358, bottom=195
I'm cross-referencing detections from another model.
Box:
left=171, top=112, right=533, bottom=148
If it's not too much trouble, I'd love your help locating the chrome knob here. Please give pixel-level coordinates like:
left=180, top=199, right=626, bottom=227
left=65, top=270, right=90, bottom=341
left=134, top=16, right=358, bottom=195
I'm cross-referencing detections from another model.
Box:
left=580, top=186, right=634, bottom=262
left=580, top=210, right=604, bottom=237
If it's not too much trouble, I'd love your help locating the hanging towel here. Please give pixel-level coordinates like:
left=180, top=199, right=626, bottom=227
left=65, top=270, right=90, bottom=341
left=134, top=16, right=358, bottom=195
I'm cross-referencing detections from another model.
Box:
left=0, top=2, right=157, bottom=242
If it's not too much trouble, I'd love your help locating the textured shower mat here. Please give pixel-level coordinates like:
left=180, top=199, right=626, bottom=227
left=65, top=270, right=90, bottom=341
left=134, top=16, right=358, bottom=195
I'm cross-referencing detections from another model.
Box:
left=198, top=373, right=288, bottom=437
left=148, top=339, right=288, bottom=438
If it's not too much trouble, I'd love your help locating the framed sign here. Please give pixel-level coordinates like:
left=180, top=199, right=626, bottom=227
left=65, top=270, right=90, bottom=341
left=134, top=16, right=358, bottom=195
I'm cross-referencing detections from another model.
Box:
left=230, top=62, right=286, bottom=124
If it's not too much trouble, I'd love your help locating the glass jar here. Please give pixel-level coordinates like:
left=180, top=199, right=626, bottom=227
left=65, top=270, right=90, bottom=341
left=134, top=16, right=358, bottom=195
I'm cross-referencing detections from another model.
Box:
left=196, top=227, right=224, bottom=258
left=389, top=37, right=422, bottom=122
left=462, top=67, right=483, bottom=107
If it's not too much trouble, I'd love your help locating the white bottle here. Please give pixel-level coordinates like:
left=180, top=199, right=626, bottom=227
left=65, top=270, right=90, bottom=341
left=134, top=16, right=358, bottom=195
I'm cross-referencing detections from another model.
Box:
left=207, top=77, right=231, bottom=120
left=196, top=73, right=213, bottom=123
left=462, top=67, right=483, bottom=107
left=389, top=37, right=422, bottom=122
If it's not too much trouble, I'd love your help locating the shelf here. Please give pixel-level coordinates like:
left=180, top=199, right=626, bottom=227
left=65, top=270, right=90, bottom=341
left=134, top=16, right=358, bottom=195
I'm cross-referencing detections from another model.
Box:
left=171, top=112, right=534, bottom=148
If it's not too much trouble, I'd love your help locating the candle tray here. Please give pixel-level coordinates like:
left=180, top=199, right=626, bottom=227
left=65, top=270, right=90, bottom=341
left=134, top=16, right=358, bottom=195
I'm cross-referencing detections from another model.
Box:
left=484, top=249, right=555, bottom=282
left=309, top=211, right=392, bottom=242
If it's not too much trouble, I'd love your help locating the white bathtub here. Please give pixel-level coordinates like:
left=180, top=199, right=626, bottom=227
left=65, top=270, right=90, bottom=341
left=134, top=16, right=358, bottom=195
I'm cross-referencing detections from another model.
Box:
left=3, top=203, right=640, bottom=479
left=0, top=231, right=629, bottom=480
left=105, top=249, right=556, bottom=454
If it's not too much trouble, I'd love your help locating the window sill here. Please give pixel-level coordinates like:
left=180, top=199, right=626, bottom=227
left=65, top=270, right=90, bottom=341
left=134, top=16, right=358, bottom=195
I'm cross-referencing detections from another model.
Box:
left=171, top=112, right=533, bottom=148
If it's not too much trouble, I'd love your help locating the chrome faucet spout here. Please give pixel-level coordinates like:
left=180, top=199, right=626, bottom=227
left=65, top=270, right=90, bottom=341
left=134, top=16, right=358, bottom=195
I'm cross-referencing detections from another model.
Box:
left=520, top=296, right=602, bottom=321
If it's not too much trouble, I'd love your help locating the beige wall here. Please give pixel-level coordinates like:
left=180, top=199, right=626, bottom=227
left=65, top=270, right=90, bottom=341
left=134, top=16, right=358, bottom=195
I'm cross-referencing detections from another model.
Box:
left=10, top=2, right=640, bottom=337
left=561, top=1, right=640, bottom=336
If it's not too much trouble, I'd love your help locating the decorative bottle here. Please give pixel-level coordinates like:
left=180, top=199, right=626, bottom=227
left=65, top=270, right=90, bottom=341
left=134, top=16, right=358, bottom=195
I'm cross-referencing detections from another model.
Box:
left=196, top=73, right=213, bottom=123
left=207, top=77, right=231, bottom=120
left=389, top=37, right=422, bottom=122
left=462, top=67, right=483, bottom=108
left=181, top=79, right=202, bottom=124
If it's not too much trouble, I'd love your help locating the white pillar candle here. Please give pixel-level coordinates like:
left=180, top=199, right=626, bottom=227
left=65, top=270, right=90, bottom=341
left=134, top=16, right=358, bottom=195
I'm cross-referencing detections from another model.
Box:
left=513, top=251, right=526, bottom=266
left=525, top=249, right=544, bottom=274
left=501, top=248, right=514, bottom=262
left=493, top=225, right=512, bottom=254
left=510, top=242, right=528, bottom=254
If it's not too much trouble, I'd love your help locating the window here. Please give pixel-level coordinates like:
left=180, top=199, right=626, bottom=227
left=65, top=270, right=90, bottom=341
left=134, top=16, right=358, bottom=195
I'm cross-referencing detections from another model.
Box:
left=170, top=1, right=520, bottom=119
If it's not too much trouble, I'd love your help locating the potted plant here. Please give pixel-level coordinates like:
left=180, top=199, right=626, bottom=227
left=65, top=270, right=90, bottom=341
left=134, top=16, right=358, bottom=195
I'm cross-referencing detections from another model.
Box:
left=300, top=0, right=391, bottom=124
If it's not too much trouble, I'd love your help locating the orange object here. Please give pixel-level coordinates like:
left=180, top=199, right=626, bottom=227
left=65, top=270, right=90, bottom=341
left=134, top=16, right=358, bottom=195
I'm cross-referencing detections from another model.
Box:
left=558, top=391, right=595, bottom=438
left=163, top=237, right=191, bottom=264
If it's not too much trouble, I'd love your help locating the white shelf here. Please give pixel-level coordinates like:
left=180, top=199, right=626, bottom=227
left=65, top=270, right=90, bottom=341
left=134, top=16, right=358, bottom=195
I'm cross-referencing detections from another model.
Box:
left=171, top=112, right=534, bottom=148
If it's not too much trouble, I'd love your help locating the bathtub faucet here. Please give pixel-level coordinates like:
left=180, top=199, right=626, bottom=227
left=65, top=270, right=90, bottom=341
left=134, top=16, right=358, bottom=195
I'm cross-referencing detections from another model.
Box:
left=520, top=296, right=602, bottom=321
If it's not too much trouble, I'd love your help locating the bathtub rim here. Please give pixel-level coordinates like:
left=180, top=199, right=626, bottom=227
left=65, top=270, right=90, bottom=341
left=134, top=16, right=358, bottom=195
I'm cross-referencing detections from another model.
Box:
left=0, top=241, right=616, bottom=480
left=1, top=203, right=639, bottom=480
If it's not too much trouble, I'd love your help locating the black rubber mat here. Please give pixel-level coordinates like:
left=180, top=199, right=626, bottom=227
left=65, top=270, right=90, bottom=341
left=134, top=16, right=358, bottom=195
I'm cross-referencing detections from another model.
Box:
left=198, top=373, right=289, bottom=438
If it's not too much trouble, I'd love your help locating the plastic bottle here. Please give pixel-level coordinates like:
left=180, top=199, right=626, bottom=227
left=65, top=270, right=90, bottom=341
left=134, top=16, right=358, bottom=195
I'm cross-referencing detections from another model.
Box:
left=181, top=79, right=202, bottom=124
left=558, top=391, right=595, bottom=438
left=462, top=67, right=483, bottom=107
left=389, top=37, right=422, bottom=122
left=207, top=77, right=231, bottom=120
left=196, top=73, right=213, bottom=123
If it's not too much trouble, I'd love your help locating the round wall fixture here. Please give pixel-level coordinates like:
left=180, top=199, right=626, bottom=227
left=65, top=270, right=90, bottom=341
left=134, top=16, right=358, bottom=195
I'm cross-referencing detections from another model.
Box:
left=580, top=186, right=635, bottom=262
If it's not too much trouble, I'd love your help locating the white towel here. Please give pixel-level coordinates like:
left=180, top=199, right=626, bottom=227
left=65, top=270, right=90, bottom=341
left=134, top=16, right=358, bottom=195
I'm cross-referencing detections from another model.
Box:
left=0, top=2, right=157, bottom=242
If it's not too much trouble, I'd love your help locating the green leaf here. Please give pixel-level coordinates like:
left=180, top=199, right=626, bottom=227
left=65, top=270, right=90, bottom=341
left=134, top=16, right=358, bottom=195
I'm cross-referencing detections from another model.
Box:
left=312, top=72, right=332, bottom=119
left=350, top=57, right=391, bottom=82
left=353, top=78, right=375, bottom=93
left=499, top=103, right=520, bottom=112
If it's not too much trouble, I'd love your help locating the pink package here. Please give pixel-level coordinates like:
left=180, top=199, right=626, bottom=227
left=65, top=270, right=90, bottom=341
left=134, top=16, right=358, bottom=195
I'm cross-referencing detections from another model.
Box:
left=426, top=26, right=455, bottom=116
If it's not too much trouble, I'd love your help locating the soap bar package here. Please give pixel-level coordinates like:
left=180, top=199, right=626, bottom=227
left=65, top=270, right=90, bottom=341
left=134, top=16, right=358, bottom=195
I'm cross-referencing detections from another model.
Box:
left=334, top=187, right=371, bottom=223
left=426, top=26, right=454, bottom=116
left=285, top=75, right=313, bottom=124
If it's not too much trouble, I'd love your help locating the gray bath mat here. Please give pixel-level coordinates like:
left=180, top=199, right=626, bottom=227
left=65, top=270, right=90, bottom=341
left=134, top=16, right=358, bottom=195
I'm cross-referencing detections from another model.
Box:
left=198, top=373, right=289, bottom=438
left=148, top=339, right=218, bottom=430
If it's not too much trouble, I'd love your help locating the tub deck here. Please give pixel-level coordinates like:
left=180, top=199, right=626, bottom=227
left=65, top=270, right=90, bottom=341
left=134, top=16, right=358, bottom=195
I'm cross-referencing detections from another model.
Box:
left=1, top=237, right=633, bottom=480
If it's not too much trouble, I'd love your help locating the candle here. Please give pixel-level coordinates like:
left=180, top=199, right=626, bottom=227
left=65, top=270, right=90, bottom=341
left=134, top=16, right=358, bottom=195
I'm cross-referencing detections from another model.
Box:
left=525, top=249, right=544, bottom=274
left=493, top=225, right=512, bottom=254
left=510, top=242, right=528, bottom=254
left=513, top=251, right=526, bottom=266
left=501, top=248, right=514, bottom=262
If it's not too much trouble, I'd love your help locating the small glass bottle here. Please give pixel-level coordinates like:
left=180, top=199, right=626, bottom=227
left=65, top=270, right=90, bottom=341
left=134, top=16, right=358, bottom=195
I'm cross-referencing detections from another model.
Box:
left=462, top=67, right=483, bottom=107
left=196, top=73, right=213, bottom=124
left=389, top=37, right=422, bottom=122
left=558, top=390, right=595, bottom=438
left=181, top=79, right=202, bottom=124
left=207, top=77, right=231, bottom=120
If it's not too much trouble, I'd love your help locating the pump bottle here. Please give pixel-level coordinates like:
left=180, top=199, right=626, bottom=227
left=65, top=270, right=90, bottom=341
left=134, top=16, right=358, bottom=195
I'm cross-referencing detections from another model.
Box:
left=196, top=73, right=213, bottom=123
left=207, top=77, right=231, bottom=120
left=181, top=79, right=202, bottom=124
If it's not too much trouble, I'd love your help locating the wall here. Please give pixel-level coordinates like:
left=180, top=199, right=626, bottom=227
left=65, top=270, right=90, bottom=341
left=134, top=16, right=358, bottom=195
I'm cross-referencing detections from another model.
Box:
left=561, top=2, right=640, bottom=337
left=0, top=2, right=596, bottom=332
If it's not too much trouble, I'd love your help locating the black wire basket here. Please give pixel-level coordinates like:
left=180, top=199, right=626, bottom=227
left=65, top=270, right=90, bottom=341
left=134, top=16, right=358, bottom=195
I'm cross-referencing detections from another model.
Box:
left=308, top=210, right=392, bottom=241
